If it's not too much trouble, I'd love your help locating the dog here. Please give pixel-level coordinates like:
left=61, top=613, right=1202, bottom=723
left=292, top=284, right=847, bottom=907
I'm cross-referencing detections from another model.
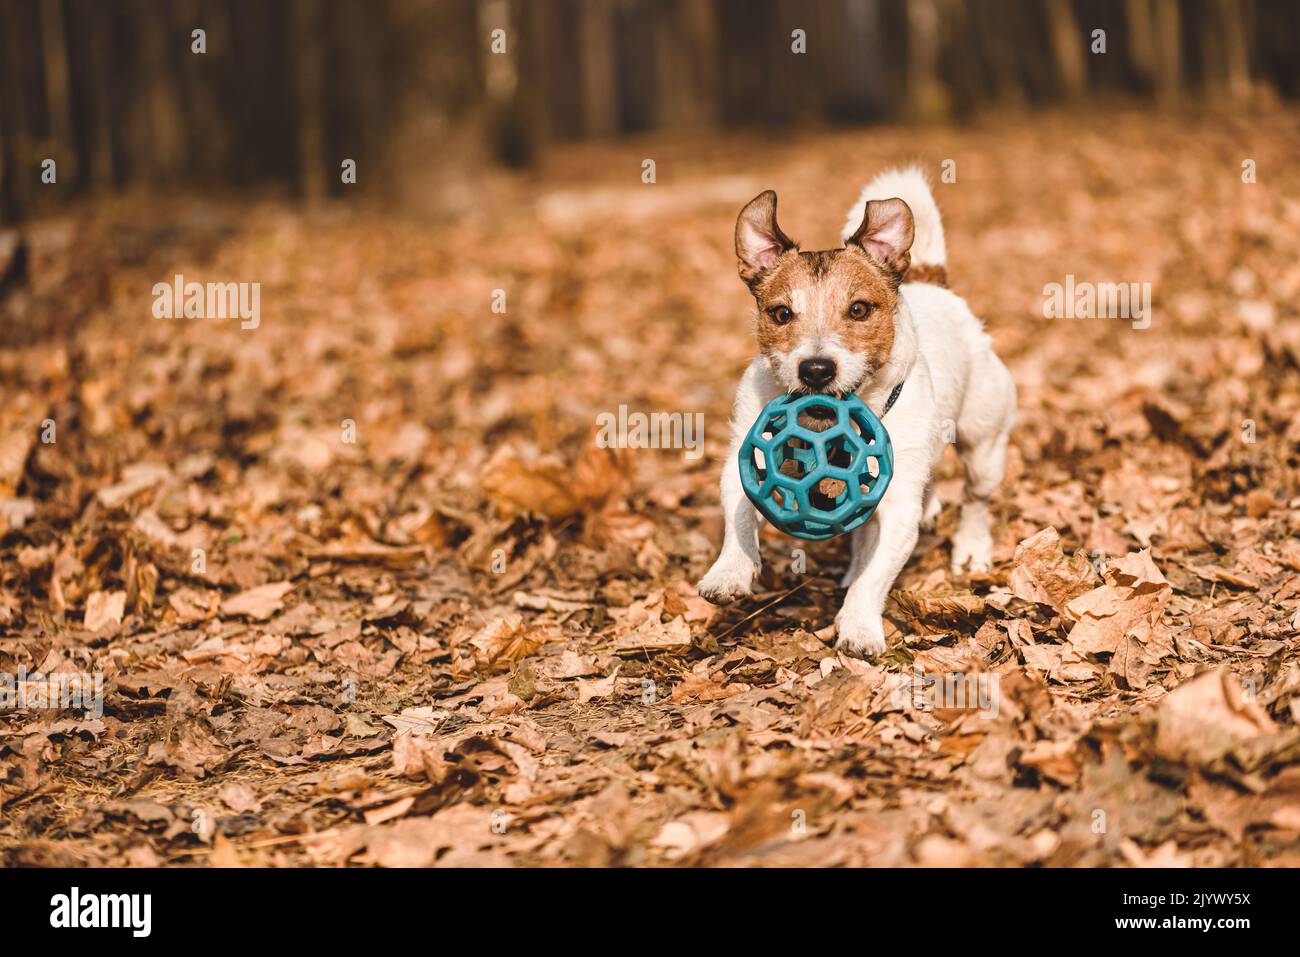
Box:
left=697, top=166, right=1017, bottom=658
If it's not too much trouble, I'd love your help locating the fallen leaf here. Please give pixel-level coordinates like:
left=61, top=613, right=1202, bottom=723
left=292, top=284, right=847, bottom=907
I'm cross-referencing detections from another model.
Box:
left=1154, top=667, right=1279, bottom=768
left=611, top=614, right=691, bottom=656
left=1063, top=550, right=1174, bottom=686
left=96, top=462, right=172, bottom=509
left=576, top=671, right=619, bottom=704
left=651, top=812, right=730, bottom=861
left=1009, top=527, right=1098, bottom=614
left=84, top=590, right=126, bottom=632
left=221, top=581, right=294, bottom=620
left=468, top=613, right=552, bottom=671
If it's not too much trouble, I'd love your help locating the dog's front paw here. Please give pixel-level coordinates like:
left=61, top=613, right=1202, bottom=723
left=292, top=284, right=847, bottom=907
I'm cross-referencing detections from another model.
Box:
left=834, top=612, right=887, bottom=659
left=950, top=526, right=993, bottom=575
left=697, top=556, right=758, bottom=605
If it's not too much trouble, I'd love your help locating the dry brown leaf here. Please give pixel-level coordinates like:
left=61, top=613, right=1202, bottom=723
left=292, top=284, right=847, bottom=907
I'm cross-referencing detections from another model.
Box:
left=611, top=614, right=691, bottom=655
left=651, top=812, right=731, bottom=861
left=221, top=581, right=294, bottom=620
left=468, top=613, right=552, bottom=671
left=96, top=462, right=171, bottom=509
left=576, top=671, right=619, bottom=703
left=540, top=649, right=602, bottom=679
left=363, top=796, right=417, bottom=826
left=1119, top=839, right=1192, bottom=868
left=84, top=590, right=126, bottom=632
left=893, top=589, right=986, bottom=628
left=1185, top=563, right=1260, bottom=591
left=1189, top=766, right=1300, bottom=842
left=1008, top=526, right=1098, bottom=614
left=479, top=440, right=631, bottom=521
left=216, top=781, right=261, bottom=814
left=392, top=735, right=447, bottom=782
left=209, top=832, right=246, bottom=868
left=1154, top=667, right=1280, bottom=767
left=1063, top=550, right=1174, bottom=687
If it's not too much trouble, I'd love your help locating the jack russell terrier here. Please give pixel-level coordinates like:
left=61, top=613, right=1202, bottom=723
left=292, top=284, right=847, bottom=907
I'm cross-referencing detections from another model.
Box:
left=697, top=166, right=1017, bottom=658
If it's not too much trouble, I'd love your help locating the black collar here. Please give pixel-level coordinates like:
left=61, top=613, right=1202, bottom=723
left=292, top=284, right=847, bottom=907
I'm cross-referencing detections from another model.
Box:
left=881, top=380, right=905, bottom=417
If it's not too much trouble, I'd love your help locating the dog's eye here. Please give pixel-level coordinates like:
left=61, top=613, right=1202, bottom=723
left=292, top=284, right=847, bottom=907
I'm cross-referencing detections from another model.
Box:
left=768, top=306, right=794, bottom=325
left=847, top=301, right=873, bottom=321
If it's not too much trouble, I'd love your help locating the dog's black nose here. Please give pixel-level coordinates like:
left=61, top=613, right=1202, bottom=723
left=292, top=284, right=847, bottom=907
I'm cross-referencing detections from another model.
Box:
left=798, top=358, right=837, bottom=389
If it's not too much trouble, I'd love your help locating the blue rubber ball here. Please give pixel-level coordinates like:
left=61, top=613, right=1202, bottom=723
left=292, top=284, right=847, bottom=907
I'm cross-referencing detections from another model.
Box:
left=738, top=392, right=894, bottom=540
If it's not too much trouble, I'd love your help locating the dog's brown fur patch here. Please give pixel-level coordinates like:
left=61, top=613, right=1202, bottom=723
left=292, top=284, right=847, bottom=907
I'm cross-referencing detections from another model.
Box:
left=750, top=246, right=899, bottom=372
left=905, top=264, right=948, bottom=287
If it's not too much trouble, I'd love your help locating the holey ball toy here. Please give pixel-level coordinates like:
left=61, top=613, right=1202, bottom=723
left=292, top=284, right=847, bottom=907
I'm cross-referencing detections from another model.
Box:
left=738, top=392, right=895, bottom=541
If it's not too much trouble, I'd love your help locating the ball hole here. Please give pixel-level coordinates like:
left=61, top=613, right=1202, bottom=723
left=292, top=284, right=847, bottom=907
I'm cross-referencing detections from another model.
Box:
left=798, top=404, right=837, bottom=432
left=826, top=439, right=852, bottom=469
left=818, top=476, right=846, bottom=497
left=779, top=459, right=805, bottom=479
left=809, top=476, right=846, bottom=511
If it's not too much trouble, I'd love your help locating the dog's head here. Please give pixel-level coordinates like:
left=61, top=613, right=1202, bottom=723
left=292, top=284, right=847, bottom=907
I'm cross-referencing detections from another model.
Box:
left=735, top=190, right=914, bottom=395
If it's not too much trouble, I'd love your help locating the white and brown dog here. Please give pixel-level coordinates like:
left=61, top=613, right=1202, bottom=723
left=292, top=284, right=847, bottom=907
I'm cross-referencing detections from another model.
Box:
left=698, top=166, right=1017, bottom=658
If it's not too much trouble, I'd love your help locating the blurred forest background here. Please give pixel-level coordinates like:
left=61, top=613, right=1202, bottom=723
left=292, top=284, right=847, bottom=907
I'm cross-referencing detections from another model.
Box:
left=0, top=0, right=1297, bottom=220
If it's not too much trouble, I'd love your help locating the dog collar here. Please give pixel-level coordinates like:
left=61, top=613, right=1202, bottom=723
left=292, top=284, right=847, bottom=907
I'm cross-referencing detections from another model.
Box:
left=881, top=380, right=904, bottom=417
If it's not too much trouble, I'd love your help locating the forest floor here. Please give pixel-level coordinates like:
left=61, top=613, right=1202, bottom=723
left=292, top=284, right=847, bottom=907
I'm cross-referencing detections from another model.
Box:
left=3, top=107, right=1300, bottom=867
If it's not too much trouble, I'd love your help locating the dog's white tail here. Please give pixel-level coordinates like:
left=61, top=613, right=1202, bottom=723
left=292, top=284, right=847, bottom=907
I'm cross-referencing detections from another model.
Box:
left=841, top=165, right=946, bottom=269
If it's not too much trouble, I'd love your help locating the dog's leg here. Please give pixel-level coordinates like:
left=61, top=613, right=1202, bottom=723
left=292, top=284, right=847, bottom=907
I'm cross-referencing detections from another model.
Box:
left=840, top=523, right=870, bottom=587
left=904, top=481, right=941, bottom=560
left=920, top=482, right=940, bottom=529
left=698, top=360, right=773, bottom=604
left=951, top=353, right=1016, bottom=574
left=951, top=436, right=1006, bottom=574
left=698, top=451, right=763, bottom=603
left=834, top=470, right=926, bottom=657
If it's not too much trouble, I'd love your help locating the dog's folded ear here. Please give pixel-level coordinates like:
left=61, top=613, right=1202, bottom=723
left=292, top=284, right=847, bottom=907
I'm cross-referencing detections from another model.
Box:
left=847, top=197, right=914, bottom=277
left=735, top=190, right=795, bottom=284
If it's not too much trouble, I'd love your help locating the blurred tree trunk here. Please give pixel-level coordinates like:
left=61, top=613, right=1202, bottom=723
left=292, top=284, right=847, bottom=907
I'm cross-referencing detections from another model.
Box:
left=1045, top=0, right=1086, bottom=98
left=0, top=17, right=19, bottom=221
left=653, top=0, right=719, bottom=130
left=174, top=0, right=228, bottom=182
left=0, top=66, right=14, bottom=222
left=1, top=2, right=34, bottom=217
left=579, top=0, right=618, bottom=136
left=86, top=0, right=117, bottom=188
left=478, top=0, right=534, bottom=167
left=906, top=0, right=948, bottom=121
left=136, top=1, right=185, bottom=182
left=973, top=0, right=1026, bottom=109
left=40, top=0, right=74, bottom=186
left=617, top=0, right=658, bottom=132
left=330, top=0, right=381, bottom=177
left=292, top=0, right=326, bottom=201
left=0, top=123, right=13, bottom=223
left=774, top=0, right=820, bottom=125
left=1152, top=0, right=1183, bottom=105
left=680, top=0, right=721, bottom=127
left=1125, top=0, right=1156, bottom=91
left=382, top=0, right=491, bottom=205
left=1211, top=0, right=1253, bottom=102
left=824, top=0, right=885, bottom=121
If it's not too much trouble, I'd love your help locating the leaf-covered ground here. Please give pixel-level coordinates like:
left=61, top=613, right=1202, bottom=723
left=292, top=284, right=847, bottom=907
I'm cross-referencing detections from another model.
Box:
left=3, top=108, right=1300, bottom=867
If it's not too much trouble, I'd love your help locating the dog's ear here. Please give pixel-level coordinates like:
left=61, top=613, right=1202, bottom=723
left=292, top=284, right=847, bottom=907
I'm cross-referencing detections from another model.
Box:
left=847, top=197, right=914, bottom=276
left=735, top=190, right=795, bottom=284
